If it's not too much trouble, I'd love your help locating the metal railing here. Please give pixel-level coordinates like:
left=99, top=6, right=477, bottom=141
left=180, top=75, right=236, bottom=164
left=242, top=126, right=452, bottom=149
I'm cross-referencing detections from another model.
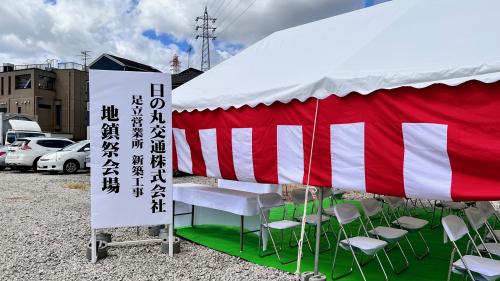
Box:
left=0, top=62, right=86, bottom=73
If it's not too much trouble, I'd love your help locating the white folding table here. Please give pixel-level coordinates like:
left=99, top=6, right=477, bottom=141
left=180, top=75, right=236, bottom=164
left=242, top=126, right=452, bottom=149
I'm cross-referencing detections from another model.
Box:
left=173, top=183, right=264, bottom=251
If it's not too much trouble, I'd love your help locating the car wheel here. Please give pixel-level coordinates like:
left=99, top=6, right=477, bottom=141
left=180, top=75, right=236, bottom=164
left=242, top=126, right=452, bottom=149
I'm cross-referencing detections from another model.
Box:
left=0, top=166, right=5, bottom=171
left=64, top=160, right=79, bottom=174
left=33, top=157, right=41, bottom=172
left=19, top=167, right=29, bottom=172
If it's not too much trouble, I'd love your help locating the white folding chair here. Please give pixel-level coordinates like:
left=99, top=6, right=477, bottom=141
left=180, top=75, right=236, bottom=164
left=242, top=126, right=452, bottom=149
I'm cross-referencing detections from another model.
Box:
left=383, top=196, right=429, bottom=260
left=465, top=207, right=500, bottom=258
left=442, top=215, right=500, bottom=281
left=476, top=201, right=500, bottom=243
left=331, top=203, right=389, bottom=281
left=257, top=192, right=303, bottom=264
left=322, top=188, right=347, bottom=216
left=360, top=198, right=409, bottom=274
left=290, top=188, right=333, bottom=252
left=431, top=200, right=468, bottom=229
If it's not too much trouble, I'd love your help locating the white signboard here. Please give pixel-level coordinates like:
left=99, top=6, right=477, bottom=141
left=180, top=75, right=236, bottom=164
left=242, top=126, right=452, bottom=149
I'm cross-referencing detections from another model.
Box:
left=89, top=70, right=172, bottom=229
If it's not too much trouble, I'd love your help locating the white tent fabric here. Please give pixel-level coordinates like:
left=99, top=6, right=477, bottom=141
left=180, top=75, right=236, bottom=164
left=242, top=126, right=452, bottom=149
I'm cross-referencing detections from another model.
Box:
left=173, top=0, right=500, bottom=112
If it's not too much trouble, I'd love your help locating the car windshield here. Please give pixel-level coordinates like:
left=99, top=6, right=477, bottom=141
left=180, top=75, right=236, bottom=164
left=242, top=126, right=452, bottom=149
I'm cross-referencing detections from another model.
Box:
left=16, top=132, right=45, bottom=138
left=61, top=141, right=87, bottom=151
left=11, top=140, right=27, bottom=147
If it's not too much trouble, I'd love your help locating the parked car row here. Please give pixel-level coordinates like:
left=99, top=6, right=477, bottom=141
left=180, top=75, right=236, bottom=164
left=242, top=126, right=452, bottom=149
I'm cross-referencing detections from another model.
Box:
left=0, top=137, right=90, bottom=174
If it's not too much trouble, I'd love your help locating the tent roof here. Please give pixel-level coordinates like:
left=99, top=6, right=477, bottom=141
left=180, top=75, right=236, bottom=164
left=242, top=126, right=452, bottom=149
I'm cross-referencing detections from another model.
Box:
left=173, top=0, right=500, bottom=112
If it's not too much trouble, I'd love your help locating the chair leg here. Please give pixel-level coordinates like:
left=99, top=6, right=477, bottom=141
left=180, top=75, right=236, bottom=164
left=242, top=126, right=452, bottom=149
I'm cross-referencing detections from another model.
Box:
left=304, top=227, right=313, bottom=253
left=328, top=220, right=338, bottom=242
left=447, top=248, right=455, bottom=281
left=322, top=224, right=331, bottom=248
left=359, top=255, right=375, bottom=267
left=374, top=253, right=389, bottom=281
left=349, top=245, right=368, bottom=281
left=304, top=225, right=314, bottom=253
left=431, top=206, right=444, bottom=229
left=259, top=226, right=297, bottom=264
left=382, top=242, right=409, bottom=274
left=331, top=236, right=355, bottom=280
left=405, top=231, right=430, bottom=260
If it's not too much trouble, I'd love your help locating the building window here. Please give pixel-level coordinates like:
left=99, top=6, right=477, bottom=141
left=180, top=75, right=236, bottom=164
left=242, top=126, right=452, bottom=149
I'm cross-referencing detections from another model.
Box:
left=1, top=77, right=3, bottom=95
left=0, top=107, right=6, bottom=113
left=17, top=106, right=21, bottom=114
left=56, top=105, right=61, bottom=127
left=15, top=74, right=32, bottom=89
left=38, top=104, right=51, bottom=109
left=38, top=75, right=55, bottom=90
left=8, top=77, right=11, bottom=94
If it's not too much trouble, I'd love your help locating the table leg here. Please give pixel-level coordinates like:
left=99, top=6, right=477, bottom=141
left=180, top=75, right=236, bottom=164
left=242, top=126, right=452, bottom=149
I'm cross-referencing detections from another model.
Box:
left=191, top=205, right=195, bottom=227
left=240, top=215, right=244, bottom=252
left=172, top=201, right=176, bottom=235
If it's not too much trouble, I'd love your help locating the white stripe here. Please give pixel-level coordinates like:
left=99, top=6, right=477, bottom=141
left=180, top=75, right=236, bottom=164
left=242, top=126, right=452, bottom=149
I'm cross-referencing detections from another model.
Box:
left=277, top=125, right=304, bottom=184
left=403, top=123, right=452, bottom=200
left=173, top=128, right=192, bottom=174
left=199, top=129, right=221, bottom=178
left=331, top=123, right=366, bottom=192
left=232, top=128, right=255, bottom=182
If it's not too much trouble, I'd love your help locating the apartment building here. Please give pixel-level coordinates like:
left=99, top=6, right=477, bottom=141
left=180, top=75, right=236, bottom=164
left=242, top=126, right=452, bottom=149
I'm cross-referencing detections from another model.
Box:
left=0, top=63, right=88, bottom=140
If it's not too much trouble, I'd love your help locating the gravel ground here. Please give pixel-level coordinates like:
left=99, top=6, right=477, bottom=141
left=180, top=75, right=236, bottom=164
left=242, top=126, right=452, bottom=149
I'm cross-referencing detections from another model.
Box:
left=0, top=170, right=296, bottom=281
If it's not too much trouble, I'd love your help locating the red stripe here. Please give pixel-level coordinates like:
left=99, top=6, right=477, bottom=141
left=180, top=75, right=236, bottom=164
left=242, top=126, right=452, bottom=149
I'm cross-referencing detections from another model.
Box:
left=172, top=133, right=178, bottom=171
left=172, top=80, right=500, bottom=200
left=186, top=129, right=206, bottom=176
left=365, top=122, right=405, bottom=197
left=252, top=126, right=278, bottom=183
left=217, top=128, right=237, bottom=180
left=444, top=82, right=500, bottom=201
left=302, top=124, right=332, bottom=187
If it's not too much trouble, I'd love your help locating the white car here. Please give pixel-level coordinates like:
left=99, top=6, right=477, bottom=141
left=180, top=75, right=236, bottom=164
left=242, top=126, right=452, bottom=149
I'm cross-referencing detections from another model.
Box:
left=85, top=154, right=90, bottom=169
left=0, top=145, right=7, bottom=170
left=5, top=137, right=74, bottom=172
left=38, top=140, right=90, bottom=174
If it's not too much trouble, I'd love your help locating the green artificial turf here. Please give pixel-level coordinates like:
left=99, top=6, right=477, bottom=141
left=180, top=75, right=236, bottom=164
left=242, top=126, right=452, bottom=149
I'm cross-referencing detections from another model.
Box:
left=176, top=200, right=459, bottom=281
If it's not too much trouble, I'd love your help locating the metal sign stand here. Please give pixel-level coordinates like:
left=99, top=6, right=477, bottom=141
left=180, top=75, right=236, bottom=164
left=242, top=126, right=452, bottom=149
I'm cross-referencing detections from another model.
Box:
left=90, top=224, right=174, bottom=263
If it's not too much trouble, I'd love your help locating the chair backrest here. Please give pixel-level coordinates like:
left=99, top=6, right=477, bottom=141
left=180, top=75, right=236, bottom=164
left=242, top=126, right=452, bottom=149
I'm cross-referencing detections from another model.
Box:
left=465, top=207, right=486, bottom=231
left=442, top=215, right=469, bottom=242
left=360, top=198, right=382, bottom=217
left=334, top=203, right=360, bottom=225
left=257, top=193, right=284, bottom=210
left=383, top=196, right=405, bottom=208
left=441, top=201, right=466, bottom=210
left=290, top=188, right=314, bottom=205
left=476, top=201, right=496, bottom=218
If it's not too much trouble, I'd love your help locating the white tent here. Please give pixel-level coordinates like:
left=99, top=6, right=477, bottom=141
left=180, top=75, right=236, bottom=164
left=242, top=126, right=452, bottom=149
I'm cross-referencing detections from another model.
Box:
left=173, top=0, right=500, bottom=112
left=171, top=0, right=500, bottom=276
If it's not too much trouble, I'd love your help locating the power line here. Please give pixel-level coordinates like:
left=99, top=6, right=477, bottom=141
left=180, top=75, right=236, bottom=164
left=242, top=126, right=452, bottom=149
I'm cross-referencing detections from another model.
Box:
left=213, top=0, right=240, bottom=26
left=217, top=0, right=257, bottom=35
left=212, top=0, right=227, bottom=18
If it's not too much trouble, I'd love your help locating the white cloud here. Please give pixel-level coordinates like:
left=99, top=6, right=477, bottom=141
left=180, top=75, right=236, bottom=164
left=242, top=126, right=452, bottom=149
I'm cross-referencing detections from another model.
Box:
left=0, top=0, right=386, bottom=72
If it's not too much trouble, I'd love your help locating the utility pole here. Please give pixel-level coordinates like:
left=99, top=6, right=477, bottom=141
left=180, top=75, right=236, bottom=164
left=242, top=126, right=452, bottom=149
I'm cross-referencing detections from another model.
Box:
left=195, top=6, right=216, bottom=71
left=170, top=54, right=181, bottom=74
left=187, top=46, right=192, bottom=68
left=80, top=51, right=92, bottom=71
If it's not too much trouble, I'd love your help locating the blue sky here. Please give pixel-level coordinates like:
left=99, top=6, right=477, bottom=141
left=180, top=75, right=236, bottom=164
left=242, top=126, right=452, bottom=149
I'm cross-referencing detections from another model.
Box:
left=142, top=29, right=193, bottom=52
left=0, top=0, right=388, bottom=73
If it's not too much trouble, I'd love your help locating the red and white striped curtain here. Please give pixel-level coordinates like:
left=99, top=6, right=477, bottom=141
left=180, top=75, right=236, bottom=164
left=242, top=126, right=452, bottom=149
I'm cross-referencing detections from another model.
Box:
left=172, top=80, right=500, bottom=201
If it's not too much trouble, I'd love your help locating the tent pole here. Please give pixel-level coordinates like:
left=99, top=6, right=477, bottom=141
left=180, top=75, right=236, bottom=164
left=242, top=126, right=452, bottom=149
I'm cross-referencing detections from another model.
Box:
left=295, top=98, right=320, bottom=275
left=314, top=187, right=324, bottom=274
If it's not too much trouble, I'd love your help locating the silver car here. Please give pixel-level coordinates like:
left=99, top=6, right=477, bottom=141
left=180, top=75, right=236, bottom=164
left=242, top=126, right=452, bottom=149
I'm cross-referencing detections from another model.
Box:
left=0, top=145, right=7, bottom=170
